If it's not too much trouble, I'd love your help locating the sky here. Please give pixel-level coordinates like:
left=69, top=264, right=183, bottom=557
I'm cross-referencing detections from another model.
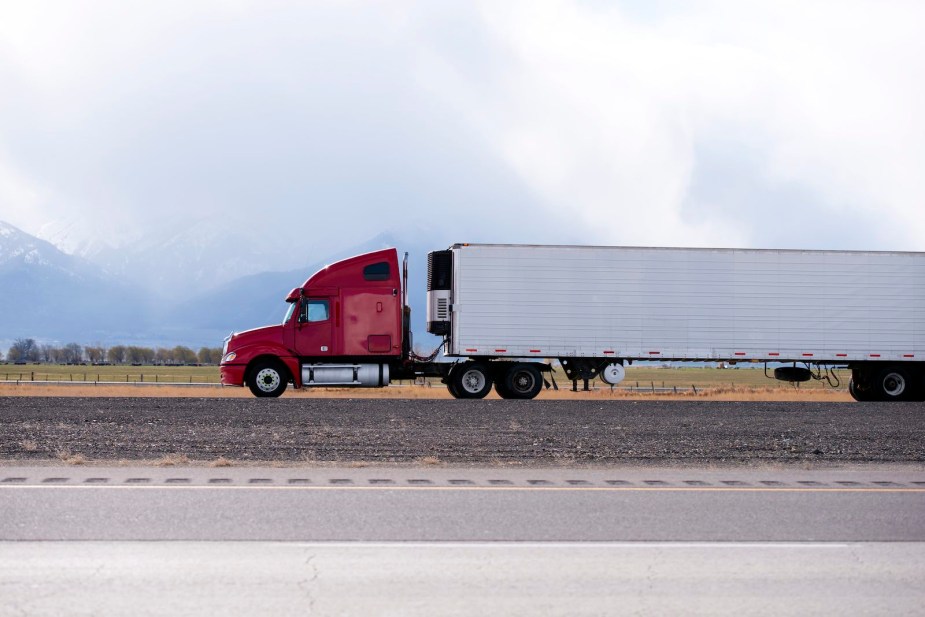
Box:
left=1, top=0, right=923, bottom=265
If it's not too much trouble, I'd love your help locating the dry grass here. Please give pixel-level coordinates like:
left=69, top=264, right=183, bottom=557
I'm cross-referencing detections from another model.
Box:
left=0, top=382, right=851, bottom=402
left=209, top=456, right=233, bottom=467
left=0, top=366, right=852, bottom=402
left=415, top=456, right=442, bottom=465
left=155, top=453, right=191, bottom=467
left=56, top=450, right=87, bottom=465
left=19, top=439, right=39, bottom=452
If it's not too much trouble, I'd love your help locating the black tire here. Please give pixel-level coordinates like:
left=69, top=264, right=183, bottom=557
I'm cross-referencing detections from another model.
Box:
left=874, top=366, right=913, bottom=402
left=446, top=379, right=464, bottom=399
left=503, top=363, right=543, bottom=400
left=247, top=360, right=289, bottom=398
left=848, top=379, right=875, bottom=402
left=494, top=378, right=515, bottom=399
left=450, top=362, right=493, bottom=399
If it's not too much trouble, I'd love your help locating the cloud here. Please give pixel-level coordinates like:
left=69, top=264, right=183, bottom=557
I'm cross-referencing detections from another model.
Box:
left=0, top=0, right=922, bottom=267
left=420, top=0, right=925, bottom=250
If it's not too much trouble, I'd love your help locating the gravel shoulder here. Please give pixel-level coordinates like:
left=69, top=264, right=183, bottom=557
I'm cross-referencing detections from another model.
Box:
left=1, top=397, right=922, bottom=467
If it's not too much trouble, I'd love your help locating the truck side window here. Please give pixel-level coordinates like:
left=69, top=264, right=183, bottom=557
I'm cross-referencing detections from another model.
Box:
left=363, top=262, right=390, bottom=281
left=303, top=299, right=330, bottom=322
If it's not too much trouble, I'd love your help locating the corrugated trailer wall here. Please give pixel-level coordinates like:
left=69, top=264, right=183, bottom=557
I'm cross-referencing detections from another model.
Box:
left=449, top=244, right=925, bottom=363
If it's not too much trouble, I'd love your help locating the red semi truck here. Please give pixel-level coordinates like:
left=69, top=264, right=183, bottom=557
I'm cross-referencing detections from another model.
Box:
left=220, top=248, right=464, bottom=397
left=220, top=244, right=925, bottom=401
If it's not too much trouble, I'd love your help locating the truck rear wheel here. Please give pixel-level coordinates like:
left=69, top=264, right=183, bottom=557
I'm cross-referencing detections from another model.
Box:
left=494, top=379, right=514, bottom=399
left=247, top=360, right=289, bottom=398
left=874, top=366, right=913, bottom=401
left=450, top=362, right=492, bottom=399
left=446, top=379, right=463, bottom=399
left=503, top=363, right=543, bottom=400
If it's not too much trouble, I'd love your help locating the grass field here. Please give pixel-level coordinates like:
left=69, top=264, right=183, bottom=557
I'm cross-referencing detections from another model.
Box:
left=0, top=364, right=221, bottom=384
left=0, top=363, right=850, bottom=401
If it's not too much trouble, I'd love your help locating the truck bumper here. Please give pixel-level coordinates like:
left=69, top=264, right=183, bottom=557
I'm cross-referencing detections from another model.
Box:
left=220, top=364, right=246, bottom=387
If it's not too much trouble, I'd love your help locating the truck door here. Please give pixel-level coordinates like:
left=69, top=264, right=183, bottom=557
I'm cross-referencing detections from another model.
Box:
left=293, top=297, right=333, bottom=358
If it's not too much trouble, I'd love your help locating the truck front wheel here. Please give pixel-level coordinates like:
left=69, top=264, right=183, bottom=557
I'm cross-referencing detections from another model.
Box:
left=247, top=360, right=289, bottom=398
left=450, top=362, right=492, bottom=399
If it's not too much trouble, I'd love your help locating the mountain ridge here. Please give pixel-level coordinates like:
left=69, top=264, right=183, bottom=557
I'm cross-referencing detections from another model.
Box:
left=1, top=220, right=444, bottom=351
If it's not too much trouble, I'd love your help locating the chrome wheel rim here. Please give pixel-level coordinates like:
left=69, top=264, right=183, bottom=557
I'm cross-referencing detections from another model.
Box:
left=255, top=368, right=281, bottom=393
left=882, top=372, right=906, bottom=397
left=460, top=369, right=486, bottom=393
left=512, top=370, right=535, bottom=393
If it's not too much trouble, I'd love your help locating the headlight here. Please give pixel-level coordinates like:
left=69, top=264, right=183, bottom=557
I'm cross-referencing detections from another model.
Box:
left=222, top=352, right=237, bottom=363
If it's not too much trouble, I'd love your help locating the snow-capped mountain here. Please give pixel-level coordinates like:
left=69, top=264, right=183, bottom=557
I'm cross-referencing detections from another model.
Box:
left=37, top=216, right=283, bottom=300
left=1, top=219, right=448, bottom=350
left=0, top=221, right=147, bottom=346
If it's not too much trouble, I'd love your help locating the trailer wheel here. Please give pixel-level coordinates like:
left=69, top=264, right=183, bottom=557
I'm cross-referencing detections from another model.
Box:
left=247, top=360, right=289, bottom=398
left=848, top=379, right=869, bottom=402
left=848, top=379, right=878, bottom=402
left=503, top=363, right=543, bottom=400
left=874, top=366, right=912, bottom=401
left=451, top=362, right=492, bottom=399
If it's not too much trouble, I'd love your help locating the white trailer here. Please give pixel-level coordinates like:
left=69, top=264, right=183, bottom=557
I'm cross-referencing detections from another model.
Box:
left=426, top=243, right=925, bottom=401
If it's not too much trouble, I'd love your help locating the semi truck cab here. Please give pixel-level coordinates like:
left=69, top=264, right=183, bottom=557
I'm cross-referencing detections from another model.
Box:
left=221, top=248, right=406, bottom=397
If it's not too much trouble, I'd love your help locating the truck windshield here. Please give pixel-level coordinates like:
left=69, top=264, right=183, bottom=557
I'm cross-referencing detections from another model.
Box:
left=283, top=302, right=297, bottom=324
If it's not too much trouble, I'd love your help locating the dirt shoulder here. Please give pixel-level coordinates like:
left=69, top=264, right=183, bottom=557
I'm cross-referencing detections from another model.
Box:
left=0, top=383, right=851, bottom=401
left=1, top=397, right=918, bottom=466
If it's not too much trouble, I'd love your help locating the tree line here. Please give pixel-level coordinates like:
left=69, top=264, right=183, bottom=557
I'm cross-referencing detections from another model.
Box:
left=2, top=338, right=224, bottom=365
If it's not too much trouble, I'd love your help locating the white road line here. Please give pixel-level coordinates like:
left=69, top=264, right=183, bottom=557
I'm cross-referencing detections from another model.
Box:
left=1, top=484, right=923, bottom=493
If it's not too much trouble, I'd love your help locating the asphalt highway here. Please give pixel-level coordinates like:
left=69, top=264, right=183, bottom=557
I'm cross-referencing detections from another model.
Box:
left=2, top=466, right=924, bottom=541
left=2, top=466, right=924, bottom=616
left=3, top=395, right=923, bottom=615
